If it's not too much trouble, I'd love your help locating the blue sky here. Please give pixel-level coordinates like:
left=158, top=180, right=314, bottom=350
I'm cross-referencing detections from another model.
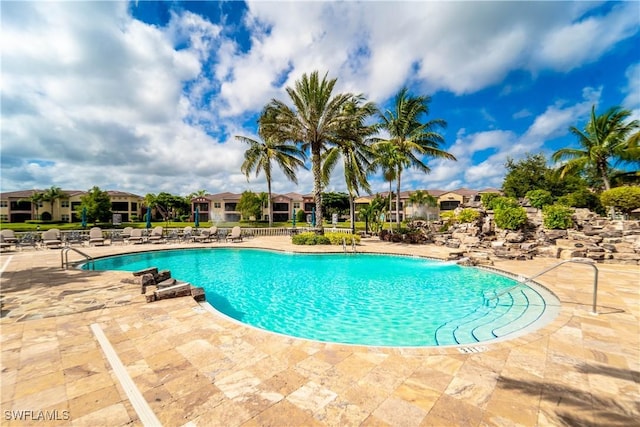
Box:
left=1, top=1, right=638, bottom=197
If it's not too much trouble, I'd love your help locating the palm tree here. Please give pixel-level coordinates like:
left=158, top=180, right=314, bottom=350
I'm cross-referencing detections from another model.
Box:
left=552, top=105, right=639, bottom=191
left=261, top=71, right=356, bottom=232
left=370, top=142, right=408, bottom=230
left=321, top=97, right=377, bottom=233
left=236, top=108, right=306, bottom=227
left=408, top=190, right=438, bottom=220
left=20, top=191, right=45, bottom=220
left=41, top=186, right=67, bottom=221
left=374, top=88, right=455, bottom=229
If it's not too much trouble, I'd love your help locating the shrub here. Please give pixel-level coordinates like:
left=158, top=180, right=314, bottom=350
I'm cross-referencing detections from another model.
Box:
left=525, top=189, right=553, bottom=209
left=457, top=208, right=480, bottom=223
left=557, top=189, right=604, bottom=215
left=324, top=232, right=361, bottom=245
left=480, top=193, right=501, bottom=209
left=493, top=206, right=528, bottom=230
left=488, top=196, right=520, bottom=211
left=543, top=204, right=574, bottom=229
left=296, top=209, right=306, bottom=224
left=600, top=186, right=640, bottom=215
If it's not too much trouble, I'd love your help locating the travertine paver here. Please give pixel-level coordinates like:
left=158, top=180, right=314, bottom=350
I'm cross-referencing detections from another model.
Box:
left=1, top=236, right=638, bottom=426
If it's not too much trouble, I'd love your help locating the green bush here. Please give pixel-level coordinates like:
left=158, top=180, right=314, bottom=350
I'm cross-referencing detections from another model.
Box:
left=525, top=189, right=553, bottom=209
left=600, top=186, right=640, bottom=214
left=291, top=232, right=329, bottom=245
left=488, top=196, right=520, bottom=211
left=494, top=206, right=528, bottom=230
left=542, top=204, right=574, bottom=229
left=557, top=189, right=604, bottom=215
left=480, top=193, right=501, bottom=209
left=296, top=209, right=306, bottom=224
left=324, top=232, right=361, bottom=245
left=457, top=208, right=480, bottom=223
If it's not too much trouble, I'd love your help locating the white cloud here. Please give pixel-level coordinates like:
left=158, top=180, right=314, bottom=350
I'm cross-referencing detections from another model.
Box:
left=0, top=1, right=637, bottom=197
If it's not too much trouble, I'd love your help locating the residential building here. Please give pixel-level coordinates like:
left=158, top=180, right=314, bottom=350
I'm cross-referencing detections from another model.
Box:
left=0, top=189, right=143, bottom=223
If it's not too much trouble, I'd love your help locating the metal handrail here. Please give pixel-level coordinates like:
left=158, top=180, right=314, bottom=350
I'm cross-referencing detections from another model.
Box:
left=485, top=257, right=599, bottom=314
left=351, top=236, right=357, bottom=253
left=342, top=237, right=347, bottom=253
left=61, top=247, right=94, bottom=270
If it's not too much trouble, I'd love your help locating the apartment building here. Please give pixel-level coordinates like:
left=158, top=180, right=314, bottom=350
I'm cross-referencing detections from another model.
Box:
left=190, top=192, right=308, bottom=223
left=0, top=189, right=143, bottom=223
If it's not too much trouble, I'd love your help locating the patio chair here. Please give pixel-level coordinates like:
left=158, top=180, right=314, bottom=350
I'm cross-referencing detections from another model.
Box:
left=181, top=226, right=194, bottom=242
left=193, top=227, right=212, bottom=243
left=121, top=227, right=133, bottom=242
left=65, top=231, right=84, bottom=246
left=0, top=235, right=15, bottom=252
left=1, top=229, right=18, bottom=244
left=42, top=229, right=63, bottom=249
left=226, top=226, right=243, bottom=243
left=148, top=226, right=165, bottom=244
left=128, top=228, right=144, bottom=244
left=88, top=227, right=105, bottom=246
left=16, top=233, right=38, bottom=250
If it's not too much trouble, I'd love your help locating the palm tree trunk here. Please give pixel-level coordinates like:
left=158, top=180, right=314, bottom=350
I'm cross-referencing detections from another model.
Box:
left=349, top=194, right=355, bottom=234
left=312, top=145, right=323, bottom=232
left=267, top=180, right=273, bottom=228
left=396, top=168, right=402, bottom=230
left=388, top=180, right=393, bottom=232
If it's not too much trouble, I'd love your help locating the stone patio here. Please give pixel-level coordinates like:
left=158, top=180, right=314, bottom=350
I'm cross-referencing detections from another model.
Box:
left=1, top=237, right=638, bottom=426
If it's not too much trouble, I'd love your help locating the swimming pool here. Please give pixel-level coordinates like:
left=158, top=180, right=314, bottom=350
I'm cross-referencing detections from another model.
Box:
left=86, top=248, right=560, bottom=347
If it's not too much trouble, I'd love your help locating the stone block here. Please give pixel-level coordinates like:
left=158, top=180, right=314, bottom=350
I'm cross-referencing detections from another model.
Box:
left=154, top=283, right=192, bottom=300
left=560, top=249, right=586, bottom=259
left=133, top=267, right=158, bottom=277
left=536, top=246, right=561, bottom=258
left=505, top=232, right=525, bottom=243
left=555, top=239, right=591, bottom=250
left=156, top=270, right=171, bottom=282
left=157, top=278, right=177, bottom=289
left=191, top=287, right=206, bottom=302
left=613, top=243, right=635, bottom=253
left=611, top=252, right=640, bottom=261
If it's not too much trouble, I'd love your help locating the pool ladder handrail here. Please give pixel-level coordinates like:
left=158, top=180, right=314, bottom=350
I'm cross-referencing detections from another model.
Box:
left=61, top=247, right=94, bottom=270
left=342, top=237, right=357, bottom=253
left=484, top=257, right=599, bottom=314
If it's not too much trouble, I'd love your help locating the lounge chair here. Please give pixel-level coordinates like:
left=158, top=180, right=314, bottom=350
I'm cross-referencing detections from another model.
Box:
left=148, top=226, right=164, bottom=244
left=121, top=227, right=133, bottom=241
left=181, top=226, right=194, bottom=242
left=1, top=229, right=18, bottom=244
left=0, top=235, right=15, bottom=252
left=226, top=226, right=243, bottom=243
left=42, top=229, right=63, bottom=249
left=88, top=227, right=105, bottom=246
left=193, top=227, right=212, bottom=243
left=128, top=228, right=144, bottom=244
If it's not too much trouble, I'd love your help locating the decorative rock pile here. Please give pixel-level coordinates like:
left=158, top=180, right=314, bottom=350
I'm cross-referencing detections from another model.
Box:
left=121, top=267, right=206, bottom=303
left=402, top=208, right=640, bottom=266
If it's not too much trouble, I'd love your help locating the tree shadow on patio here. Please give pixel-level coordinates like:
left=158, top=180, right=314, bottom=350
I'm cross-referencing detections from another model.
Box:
left=497, top=367, right=640, bottom=426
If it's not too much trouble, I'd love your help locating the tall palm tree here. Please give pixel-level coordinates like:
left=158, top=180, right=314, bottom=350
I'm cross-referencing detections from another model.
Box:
left=236, top=108, right=306, bottom=227
left=552, top=105, right=639, bottom=191
left=370, top=142, right=408, bottom=229
left=375, top=88, right=455, bottom=229
left=261, top=71, right=355, bottom=232
left=321, top=97, right=377, bottom=233
left=41, top=186, right=67, bottom=221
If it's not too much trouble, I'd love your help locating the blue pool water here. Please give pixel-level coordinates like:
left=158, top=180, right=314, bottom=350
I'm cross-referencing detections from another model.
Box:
left=86, top=248, right=559, bottom=347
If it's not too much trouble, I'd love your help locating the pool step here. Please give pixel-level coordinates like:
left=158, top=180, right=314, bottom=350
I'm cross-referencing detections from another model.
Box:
left=453, top=293, right=517, bottom=344
left=492, top=288, right=546, bottom=337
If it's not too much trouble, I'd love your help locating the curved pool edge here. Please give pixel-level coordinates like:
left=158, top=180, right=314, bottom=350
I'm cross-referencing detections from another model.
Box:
left=79, top=244, right=564, bottom=351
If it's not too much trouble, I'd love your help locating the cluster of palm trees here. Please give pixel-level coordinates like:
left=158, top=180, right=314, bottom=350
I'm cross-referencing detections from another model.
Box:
left=236, top=71, right=456, bottom=232
left=23, top=186, right=67, bottom=221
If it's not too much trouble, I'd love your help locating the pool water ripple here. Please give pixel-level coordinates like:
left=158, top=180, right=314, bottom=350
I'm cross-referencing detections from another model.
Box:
left=87, top=248, right=560, bottom=347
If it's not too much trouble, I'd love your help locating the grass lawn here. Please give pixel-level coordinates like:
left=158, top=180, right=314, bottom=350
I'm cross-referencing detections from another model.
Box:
left=0, top=220, right=381, bottom=233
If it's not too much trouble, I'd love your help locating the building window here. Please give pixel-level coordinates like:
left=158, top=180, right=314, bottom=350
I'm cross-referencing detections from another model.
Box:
left=214, top=202, right=221, bottom=209
left=0, top=214, right=8, bottom=221
left=0, top=201, right=7, bottom=207
left=293, top=202, right=300, bottom=209
left=131, top=202, right=137, bottom=211
left=61, top=201, right=70, bottom=208
left=61, top=214, right=70, bottom=222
